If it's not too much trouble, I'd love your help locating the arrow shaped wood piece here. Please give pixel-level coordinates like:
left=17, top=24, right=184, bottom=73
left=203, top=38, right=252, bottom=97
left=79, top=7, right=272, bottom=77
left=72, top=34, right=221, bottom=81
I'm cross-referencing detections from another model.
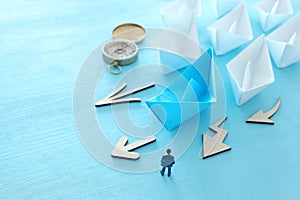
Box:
left=111, top=135, right=156, bottom=160
left=95, top=82, right=155, bottom=107
left=202, top=117, right=231, bottom=159
left=246, top=97, right=281, bottom=124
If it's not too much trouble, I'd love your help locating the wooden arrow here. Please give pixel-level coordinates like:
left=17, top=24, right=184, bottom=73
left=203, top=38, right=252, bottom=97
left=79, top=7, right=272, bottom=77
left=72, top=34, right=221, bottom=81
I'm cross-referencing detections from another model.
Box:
left=202, top=117, right=231, bottom=159
left=95, top=82, right=155, bottom=107
left=111, top=135, right=156, bottom=160
left=246, top=97, right=281, bottom=124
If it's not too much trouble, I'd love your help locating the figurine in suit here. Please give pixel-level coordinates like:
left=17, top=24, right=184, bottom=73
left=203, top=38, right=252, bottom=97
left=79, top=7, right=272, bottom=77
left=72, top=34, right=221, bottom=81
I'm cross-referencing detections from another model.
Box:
left=160, top=149, right=175, bottom=177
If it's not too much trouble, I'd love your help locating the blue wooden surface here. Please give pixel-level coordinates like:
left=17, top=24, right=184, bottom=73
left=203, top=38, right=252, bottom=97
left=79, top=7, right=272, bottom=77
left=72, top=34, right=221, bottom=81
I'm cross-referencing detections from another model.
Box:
left=1, top=0, right=300, bottom=199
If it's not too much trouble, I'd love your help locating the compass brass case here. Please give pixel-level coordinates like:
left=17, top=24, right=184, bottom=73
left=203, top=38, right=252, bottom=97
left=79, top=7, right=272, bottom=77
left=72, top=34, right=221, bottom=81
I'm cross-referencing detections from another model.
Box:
left=112, top=23, right=146, bottom=43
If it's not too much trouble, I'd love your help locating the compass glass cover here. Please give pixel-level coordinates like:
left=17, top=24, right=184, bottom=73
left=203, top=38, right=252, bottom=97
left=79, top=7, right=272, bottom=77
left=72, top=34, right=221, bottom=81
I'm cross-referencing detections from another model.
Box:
left=102, top=39, right=138, bottom=62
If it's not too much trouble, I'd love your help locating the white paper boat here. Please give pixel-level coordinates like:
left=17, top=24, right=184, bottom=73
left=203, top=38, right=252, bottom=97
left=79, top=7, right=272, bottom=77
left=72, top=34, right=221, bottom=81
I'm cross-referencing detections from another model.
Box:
left=255, top=0, right=293, bottom=32
left=161, top=0, right=201, bottom=27
left=149, top=27, right=202, bottom=73
left=150, top=15, right=202, bottom=75
left=160, top=0, right=200, bottom=45
left=155, top=0, right=201, bottom=68
left=213, top=0, right=242, bottom=18
left=170, top=11, right=200, bottom=44
left=266, top=13, right=300, bottom=68
left=226, top=35, right=275, bottom=106
left=207, top=3, right=253, bottom=55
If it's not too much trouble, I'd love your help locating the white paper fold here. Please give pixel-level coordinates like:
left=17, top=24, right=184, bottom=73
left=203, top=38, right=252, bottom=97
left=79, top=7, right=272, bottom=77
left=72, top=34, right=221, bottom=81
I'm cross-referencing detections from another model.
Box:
left=160, top=0, right=201, bottom=45
left=255, top=0, right=293, bottom=32
left=226, top=35, right=275, bottom=106
left=149, top=28, right=202, bottom=67
left=266, top=13, right=300, bottom=68
left=161, top=0, right=201, bottom=26
left=207, top=3, right=253, bottom=55
left=169, top=11, right=200, bottom=44
left=151, top=0, right=202, bottom=74
left=213, top=0, right=242, bottom=18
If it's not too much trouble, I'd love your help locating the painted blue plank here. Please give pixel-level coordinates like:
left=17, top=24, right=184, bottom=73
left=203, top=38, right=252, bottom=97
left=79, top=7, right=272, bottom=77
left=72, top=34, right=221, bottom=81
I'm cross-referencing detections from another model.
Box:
left=1, top=0, right=300, bottom=199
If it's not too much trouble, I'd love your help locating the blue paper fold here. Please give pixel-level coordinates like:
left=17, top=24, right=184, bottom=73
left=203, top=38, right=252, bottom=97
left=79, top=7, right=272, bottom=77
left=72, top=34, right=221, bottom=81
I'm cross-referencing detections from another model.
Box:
left=159, top=50, right=191, bottom=75
left=146, top=49, right=216, bottom=131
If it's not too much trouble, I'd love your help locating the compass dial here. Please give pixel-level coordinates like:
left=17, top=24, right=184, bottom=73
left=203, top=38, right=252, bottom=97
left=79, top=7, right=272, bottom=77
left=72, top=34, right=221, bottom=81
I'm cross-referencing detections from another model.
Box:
left=102, top=39, right=138, bottom=65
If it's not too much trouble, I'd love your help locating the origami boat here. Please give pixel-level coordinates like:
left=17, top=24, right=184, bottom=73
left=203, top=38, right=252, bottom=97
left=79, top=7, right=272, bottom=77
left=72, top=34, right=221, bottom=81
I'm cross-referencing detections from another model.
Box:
left=146, top=49, right=216, bottom=131
left=266, top=13, right=300, bottom=68
left=226, top=35, right=275, bottom=105
left=152, top=0, right=201, bottom=73
left=207, top=3, right=253, bottom=55
left=255, top=0, right=293, bottom=32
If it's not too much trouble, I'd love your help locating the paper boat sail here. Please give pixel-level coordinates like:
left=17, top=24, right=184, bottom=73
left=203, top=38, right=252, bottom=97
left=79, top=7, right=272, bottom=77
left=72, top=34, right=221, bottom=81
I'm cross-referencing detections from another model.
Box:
left=266, top=13, right=300, bottom=68
left=159, top=51, right=193, bottom=75
left=169, top=11, right=199, bottom=44
left=155, top=0, right=201, bottom=74
left=149, top=27, right=201, bottom=72
left=151, top=13, right=202, bottom=74
left=255, top=0, right=293, bottom=32
left=226, top=35, right=275, bottom=106
left=207, top=3, right=253, bottom=55
left=213, top=0, right=242, bottom=18
left=161, top=0, right=201, bottom=27
left=146, top=49, right=216, bottom=131
left=160, top=0, right=200, bottom=45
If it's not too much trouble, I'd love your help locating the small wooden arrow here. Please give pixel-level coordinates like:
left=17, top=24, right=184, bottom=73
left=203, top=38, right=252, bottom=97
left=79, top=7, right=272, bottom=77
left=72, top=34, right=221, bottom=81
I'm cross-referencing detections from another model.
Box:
left=95, top=82, right=155, bottom=107
left=202, top=117, right=231, bottom=159
left=111, top=135, right=156, bottom=160
left=246, top=97, right=281, bottom=124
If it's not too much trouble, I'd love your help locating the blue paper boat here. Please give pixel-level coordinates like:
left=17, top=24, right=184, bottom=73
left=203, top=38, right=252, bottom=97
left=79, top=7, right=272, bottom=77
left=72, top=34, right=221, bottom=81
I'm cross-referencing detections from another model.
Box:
left=159, top=50, right=194, bottom=75
left=146, top=49, right=216, bottom=131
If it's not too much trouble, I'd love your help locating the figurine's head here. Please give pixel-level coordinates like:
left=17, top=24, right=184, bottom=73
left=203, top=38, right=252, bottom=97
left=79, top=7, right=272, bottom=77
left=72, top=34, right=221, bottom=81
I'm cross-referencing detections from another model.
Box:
left=166, top=149, right=171, bottom=155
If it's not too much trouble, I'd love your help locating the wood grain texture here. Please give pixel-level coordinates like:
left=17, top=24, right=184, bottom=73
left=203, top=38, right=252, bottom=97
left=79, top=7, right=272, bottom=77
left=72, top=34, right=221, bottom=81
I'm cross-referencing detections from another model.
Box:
left=1, top=0, right=300, bottom=199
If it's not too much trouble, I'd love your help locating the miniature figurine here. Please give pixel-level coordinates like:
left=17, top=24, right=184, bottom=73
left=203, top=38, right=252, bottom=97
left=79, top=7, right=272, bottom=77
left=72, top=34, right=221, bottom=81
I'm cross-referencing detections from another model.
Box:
left=160, top=149, right=175, bottom=177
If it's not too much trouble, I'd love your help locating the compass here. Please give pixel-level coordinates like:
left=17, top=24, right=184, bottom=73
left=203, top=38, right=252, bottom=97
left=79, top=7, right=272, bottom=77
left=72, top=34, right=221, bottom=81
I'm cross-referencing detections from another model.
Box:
left=102, top=39, right=138, bottom=75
